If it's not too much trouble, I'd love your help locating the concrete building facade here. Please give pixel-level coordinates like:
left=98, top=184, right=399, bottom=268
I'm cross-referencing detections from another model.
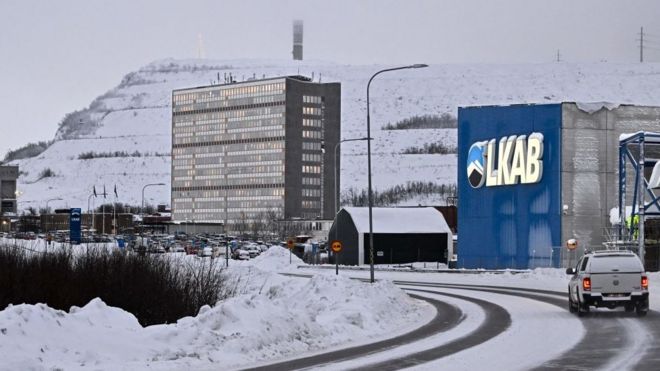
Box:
left=0, top=165, right=18, bottom=216
left=171, top=76, right=340, bottom=233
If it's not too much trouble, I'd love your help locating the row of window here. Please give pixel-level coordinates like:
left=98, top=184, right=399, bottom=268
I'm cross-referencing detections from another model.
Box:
left=175, top=176, right=285, bottom=188
left=302, top=153, right=322, bottom=162
left=173, top=105, right=284, bottom=125
left=302, top=188, right=321, bottom=197
left=302, top=118, right=323, bottom=128
left=303, top=95, right=323, bottom=104
left=173, top=116, right=284, bottom=135
left=173, top=99, right=285, bottom=115
left=302, top=142, right=322, bottom=151
left=173, top=82, right=286, bottom=105
left=303, top=165, right=321, bottom=174
left=302, top=177, right=321, bottom=186
left=174, top=130, right=286, bottom=145
left=302, top=130, right=322, bottom=139
left=172, top=163, right=285, bottom=179
left=302, top=200, right=321, bottom=209
left=174, top=143, right=284, bottom=157
left=174, top=188, right=285, bottom=199
left=302, top=107, right=322, bottom=116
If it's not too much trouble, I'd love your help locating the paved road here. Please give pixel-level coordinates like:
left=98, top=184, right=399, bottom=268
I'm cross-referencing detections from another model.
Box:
left=246, top=277, right=660, bottom=371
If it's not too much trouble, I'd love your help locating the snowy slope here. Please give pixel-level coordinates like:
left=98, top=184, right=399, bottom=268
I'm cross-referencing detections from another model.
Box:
left=9, top=59, right=660, bottom=211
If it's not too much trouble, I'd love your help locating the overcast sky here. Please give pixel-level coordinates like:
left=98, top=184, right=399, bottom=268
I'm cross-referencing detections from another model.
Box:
left=1, top=0, right=659, bottom=159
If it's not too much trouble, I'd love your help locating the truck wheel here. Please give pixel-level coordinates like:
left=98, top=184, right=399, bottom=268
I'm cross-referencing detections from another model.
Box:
left=568, top=292, right=577, bottom=313
left=636, top=299, right=649, bottom=317
left=577, top=296, right=590, bottom=317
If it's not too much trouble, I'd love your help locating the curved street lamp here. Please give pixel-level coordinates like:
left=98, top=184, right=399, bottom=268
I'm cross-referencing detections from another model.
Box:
left=141, top=183, right=166, bottom=233
left=45, top=197, right=62, bottom=214
left=366, top=64, right=428, bottom=283
left=141, top=183, right=166, bottom=218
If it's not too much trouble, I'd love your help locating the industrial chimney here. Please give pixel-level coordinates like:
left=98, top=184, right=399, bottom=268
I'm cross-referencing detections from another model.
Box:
left=292, top=20, right=303, bottom=60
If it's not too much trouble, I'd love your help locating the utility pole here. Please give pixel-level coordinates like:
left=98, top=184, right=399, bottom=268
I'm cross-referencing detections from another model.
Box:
left=639, top=27, right=644, bottom=63
left=556, top=49, right=561, bottom=63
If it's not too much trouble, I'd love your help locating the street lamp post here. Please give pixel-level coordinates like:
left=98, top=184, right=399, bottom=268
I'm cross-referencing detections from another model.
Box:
left=366, top=64, right=428, bottom=283
left=87, top=193, right=95, bottom=231
left=333, top=137, right=369, bottom=271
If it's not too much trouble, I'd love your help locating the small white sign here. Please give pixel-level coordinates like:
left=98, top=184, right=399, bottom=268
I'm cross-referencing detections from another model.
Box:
left=376, top=251, right=384, bottom=257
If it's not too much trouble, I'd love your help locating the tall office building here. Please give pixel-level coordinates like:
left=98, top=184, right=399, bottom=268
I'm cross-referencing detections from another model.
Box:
left=0, top=165, right=18, bottom=215
left=171, top=76, right=340, bottom=232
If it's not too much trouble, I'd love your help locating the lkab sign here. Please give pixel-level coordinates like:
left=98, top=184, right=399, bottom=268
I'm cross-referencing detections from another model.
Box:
left=467, top=133, right=544, bottom=188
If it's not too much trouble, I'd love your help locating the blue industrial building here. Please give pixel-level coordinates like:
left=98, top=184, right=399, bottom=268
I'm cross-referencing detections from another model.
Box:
left=457, top=103, right=660, bottom=269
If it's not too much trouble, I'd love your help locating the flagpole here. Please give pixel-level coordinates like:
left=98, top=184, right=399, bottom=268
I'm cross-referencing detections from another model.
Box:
left=113, top=185, right=117, bottom=235
left=102, top=185, right=108, bottom=236
left=92, top=198, right=95, bottom=236
left=92, top=186, right=97, bottom=237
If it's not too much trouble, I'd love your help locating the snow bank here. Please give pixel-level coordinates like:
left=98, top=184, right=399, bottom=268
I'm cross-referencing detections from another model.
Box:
left=0, top=247, right=432, bottom=370
left=575, top=101, right=620, bottom=114
left=244, top=245, right=304, bottom=272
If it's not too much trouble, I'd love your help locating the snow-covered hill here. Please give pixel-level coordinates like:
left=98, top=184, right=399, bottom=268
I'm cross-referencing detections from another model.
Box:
left=9, top=59, right=660, bottom=212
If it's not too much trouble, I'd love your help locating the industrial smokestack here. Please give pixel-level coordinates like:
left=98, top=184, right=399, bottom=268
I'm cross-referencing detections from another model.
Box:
left=292, top=20, right=303, bottom=60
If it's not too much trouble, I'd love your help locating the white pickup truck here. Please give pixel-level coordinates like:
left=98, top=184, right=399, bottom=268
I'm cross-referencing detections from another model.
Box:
left=566, top=250, right=649, bottom=316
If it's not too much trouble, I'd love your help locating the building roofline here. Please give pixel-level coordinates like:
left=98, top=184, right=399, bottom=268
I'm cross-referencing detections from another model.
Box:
left=172, top=75, right=316, bottom=93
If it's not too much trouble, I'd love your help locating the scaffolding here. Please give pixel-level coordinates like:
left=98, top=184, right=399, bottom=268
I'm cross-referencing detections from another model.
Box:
left=618, top=132, right=660, bottom=265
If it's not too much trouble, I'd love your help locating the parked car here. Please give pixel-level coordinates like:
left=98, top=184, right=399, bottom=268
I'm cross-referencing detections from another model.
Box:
left=199, top=246, right=213, bottom=257
left=567, top=250, right=649, bottom=316
left=232, top=249, right=250, bottom=260
left=170, top=244, right=185, bottom=253
left=246, top=245, right=261, bottom=258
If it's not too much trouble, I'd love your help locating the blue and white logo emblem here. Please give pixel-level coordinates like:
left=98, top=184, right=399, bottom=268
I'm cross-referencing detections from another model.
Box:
left=467, top=142, right=486, bottom=188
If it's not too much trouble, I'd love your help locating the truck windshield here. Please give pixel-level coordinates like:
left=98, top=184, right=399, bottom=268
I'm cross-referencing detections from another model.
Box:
left=590, top=255, right=642, bottom=272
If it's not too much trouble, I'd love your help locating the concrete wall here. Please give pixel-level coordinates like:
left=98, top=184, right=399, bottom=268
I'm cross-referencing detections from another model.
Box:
left=284, top=79, right=340, bottom=220
left=561, top=103, right=660, bottom=266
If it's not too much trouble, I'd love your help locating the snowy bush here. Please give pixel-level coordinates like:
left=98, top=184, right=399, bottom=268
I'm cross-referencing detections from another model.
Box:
left=402, top=142, right=457, bottom=154
left=382, top=113, right=457, bottom=130
left=0, top=245, right=235, bottom=326
left=343, top=181, right=457, bottom=206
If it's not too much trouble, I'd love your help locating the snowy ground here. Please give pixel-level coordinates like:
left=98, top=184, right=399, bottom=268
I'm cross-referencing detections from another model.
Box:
left=0, top=244, right=432, bottom=370
left=2, top=240, right=659, bottom=370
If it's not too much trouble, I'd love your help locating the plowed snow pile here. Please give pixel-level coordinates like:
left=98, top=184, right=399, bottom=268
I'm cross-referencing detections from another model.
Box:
left=0, top=246, right=433, bottom=370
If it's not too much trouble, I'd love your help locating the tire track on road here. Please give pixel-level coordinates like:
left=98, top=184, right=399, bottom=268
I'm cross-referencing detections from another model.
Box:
left=351, top=289, right=510, bottom=371
left=399, top=282, right=654, bottom=371
left=243, top=293, right=462, bottom=371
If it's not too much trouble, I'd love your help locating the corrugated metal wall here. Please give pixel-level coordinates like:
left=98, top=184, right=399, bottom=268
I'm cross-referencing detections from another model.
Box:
left=561, top=103, right=660, bottom=267
left=458, top=104, right=563, bottom=269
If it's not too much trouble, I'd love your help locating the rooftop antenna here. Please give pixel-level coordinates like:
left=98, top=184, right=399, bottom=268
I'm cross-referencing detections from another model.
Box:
left=196, top=33, right=206, bottom=59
